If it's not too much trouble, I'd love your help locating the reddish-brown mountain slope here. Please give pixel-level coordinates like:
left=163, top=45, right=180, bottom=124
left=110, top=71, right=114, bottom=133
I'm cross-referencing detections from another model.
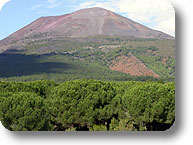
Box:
left=1, top=7, right=173, bottom=44
left=109, top=54, right=160, bottom=78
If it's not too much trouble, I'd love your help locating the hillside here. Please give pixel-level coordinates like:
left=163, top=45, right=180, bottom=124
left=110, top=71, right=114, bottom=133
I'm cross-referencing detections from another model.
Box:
left=0, top=7, right=173, bottom=45
left=0, top=7, right=175, bottom=82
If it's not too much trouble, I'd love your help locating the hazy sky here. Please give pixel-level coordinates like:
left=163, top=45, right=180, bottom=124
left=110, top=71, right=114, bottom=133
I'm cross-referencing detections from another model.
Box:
left=0, top=0, right=175, bottom=40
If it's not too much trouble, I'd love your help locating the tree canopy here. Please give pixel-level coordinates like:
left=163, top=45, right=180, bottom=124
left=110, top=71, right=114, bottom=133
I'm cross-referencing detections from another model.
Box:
left=0, top=79, right=175, bottom=131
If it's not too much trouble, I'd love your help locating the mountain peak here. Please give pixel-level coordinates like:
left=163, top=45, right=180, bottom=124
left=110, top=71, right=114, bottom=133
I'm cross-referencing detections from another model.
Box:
left=1, top=7, right=173, bottom=43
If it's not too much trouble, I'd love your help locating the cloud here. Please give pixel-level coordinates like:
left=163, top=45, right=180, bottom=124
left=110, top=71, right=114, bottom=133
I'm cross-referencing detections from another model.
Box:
left=117, top=0, right=175, bottom=36
left=47, top=0, right=60, bottom=8
left=154, top=11, right=175, bottom=37
left=73, top=0, right=118, bottom=12
left=29, top=4, right=45, bottom=11
left=0, top=0, right=10, bottom=11
left=73, top=0, right=175, bottom=36
left=29, top=0, right=61, bottom=12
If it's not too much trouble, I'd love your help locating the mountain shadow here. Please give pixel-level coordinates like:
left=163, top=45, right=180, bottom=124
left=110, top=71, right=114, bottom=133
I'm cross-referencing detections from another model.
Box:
left=0, top=50, right=75, bottom=78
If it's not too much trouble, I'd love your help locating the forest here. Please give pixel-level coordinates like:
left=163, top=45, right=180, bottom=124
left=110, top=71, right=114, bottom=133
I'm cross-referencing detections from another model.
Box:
left=0, top=79, right=175, bottom=131
left=0, top=37, right=175, bottom=131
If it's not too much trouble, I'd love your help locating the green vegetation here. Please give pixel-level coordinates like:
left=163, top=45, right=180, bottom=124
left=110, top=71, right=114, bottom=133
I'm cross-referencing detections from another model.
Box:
left=0, top=52, right=169, bottom=83
left=0, top=37, right=175, bottom=131
left=104, top=45, right=175, bottom=79
left=0, top=79, right=175, bottom=131
left=0, top=36, right=175, bottom=82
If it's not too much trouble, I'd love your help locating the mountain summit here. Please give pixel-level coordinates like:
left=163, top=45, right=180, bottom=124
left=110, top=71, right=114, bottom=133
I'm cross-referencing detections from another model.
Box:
left=2, top=7, right=173, bottom=43
left=0, top=7, right=175, bottom=81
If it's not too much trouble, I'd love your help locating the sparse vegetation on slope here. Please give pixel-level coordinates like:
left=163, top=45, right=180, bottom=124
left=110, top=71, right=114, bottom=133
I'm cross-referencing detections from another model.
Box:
left=0, top=37, right=175, bottom=82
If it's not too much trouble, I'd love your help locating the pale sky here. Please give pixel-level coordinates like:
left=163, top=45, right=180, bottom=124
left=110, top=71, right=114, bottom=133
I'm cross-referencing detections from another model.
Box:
left=0, top=0, right=175, bottom=40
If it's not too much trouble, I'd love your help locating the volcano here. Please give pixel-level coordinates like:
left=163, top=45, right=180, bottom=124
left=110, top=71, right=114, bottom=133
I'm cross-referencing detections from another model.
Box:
left=1, top=7, right=173, bottom=44
left=0, top=7, right=175, bottom=81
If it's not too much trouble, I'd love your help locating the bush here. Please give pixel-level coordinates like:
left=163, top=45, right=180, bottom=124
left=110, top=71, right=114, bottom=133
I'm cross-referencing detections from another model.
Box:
left=0, top=80, right=175, bottom=131
left=0, top=92, right=53, bottom=131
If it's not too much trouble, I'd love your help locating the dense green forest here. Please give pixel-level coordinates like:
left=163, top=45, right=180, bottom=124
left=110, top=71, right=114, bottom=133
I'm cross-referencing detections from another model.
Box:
left=0, top=79, right=175, bottom=131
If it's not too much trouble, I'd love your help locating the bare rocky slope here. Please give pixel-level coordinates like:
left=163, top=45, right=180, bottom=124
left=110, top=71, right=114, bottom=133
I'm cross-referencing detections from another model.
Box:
left=0, top=7, right=173, bottom=45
